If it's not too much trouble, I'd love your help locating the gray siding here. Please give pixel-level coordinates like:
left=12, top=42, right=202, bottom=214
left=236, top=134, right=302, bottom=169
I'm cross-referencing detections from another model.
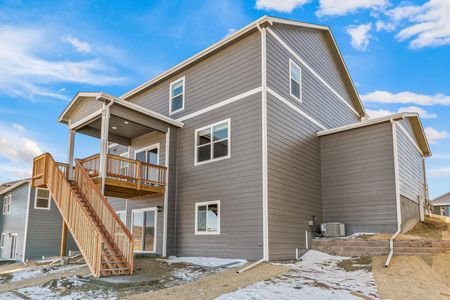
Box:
left=126, top=31, right=261, bottom=119
left=321, top=123, right=398, bottom=235
left=266, top=26, right=359, bottom=129
left=267, top=94, right=323, bottom=260
left=25, top=188, right=78, bottom=259
left=70, top=99, right=102, bottom=124
left=175, top=93, right=263, bottom=260
left=0, top=183, right=29, bottom=260
left=396, top=120, right=425, bottom=203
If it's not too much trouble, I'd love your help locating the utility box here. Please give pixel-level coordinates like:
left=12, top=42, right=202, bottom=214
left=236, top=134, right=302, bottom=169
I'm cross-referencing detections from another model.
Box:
left=320, top=223, right=345, bottom=237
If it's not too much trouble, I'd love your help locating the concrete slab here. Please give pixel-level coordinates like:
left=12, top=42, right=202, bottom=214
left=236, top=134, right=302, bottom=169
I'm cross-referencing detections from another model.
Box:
left=91, top=275, right=159, bottom=288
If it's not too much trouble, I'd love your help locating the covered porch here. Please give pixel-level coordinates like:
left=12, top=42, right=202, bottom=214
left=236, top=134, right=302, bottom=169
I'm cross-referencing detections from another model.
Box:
left=59, top=92, right=183, bottom=199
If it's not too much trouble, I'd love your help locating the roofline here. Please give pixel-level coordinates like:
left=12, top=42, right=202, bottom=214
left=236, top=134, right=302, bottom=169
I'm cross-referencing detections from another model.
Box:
left=119, top=15, right=366, bottom=116
left=0, top=179, right=30, bottom=195
left=432, top=203, right=450, bottom=206
left=58, top=91, right=101, bottom=123
left=432, top=191, right=450, bottom=202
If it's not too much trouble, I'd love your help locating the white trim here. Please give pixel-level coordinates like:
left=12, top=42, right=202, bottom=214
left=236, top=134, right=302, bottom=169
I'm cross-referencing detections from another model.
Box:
left=260, top=25, right=269, bottom=261
left=134, top=143, right=161, bottom=165
left=289, top=58, right=302, bottom=102
left=0, top=180, right=30, bottom=196
left=194, top=118, right=231, bottom=166
left=169, top=76, right=186, bottom=115
left=22, top=183, right=32, bottom=262
left=69, top=109, right=102, bottom=130
left=0, top=233, right=5, bottom=248
left=3, top=194, right=11, bottom=215
left=397, top=122, right=423, bottom=154
left=194, top=200, right=221, bottom=235
left=266, top=27, right=360, bottom=117
left=162, top=128, right=170, bottom=257
left=131, top=207, right=157, bottom=253
left=33, top=188, right=51, bottom=210
left=176, top=87, right=262, bottom=122
left=108, top=142, right=119, bottom=148
left=9, top=233, right=18, bottom=260
left=267, top=87, right=327, bottom=130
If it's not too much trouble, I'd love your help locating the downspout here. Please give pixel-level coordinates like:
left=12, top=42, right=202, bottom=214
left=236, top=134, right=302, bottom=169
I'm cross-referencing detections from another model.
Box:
left=385, top=119, right=402, bottom=267
left=239, top=20, right=268, bottom=273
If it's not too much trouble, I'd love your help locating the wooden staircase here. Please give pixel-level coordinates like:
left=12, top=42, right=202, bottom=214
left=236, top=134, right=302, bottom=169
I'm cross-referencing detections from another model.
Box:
left=32, top=153, right=134, bottom=277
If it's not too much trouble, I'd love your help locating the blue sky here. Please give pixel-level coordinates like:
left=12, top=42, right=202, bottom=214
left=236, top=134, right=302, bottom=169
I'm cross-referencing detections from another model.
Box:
left=0, top=0, right=449, bottom=198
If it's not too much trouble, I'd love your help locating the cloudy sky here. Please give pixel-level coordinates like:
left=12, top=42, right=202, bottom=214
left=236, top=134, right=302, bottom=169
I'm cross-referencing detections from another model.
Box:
left=0, top=0, right=449, bottom=198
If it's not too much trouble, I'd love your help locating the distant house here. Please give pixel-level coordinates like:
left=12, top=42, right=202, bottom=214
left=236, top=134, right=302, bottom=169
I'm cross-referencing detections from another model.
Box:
left=0, top=179, right=77, bottom=262
left=432, top=192, right=450, bottom=216
left=31, top=16, right=431, bottom=277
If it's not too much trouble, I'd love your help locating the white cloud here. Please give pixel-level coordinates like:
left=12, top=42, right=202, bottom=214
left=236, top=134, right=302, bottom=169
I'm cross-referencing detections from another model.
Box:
left=366, top=106, right=437, bottom=119
left=375, top=21, right=396, bottom=32
left=366, top=108, right=394, bottom=119
left=429, top=166, right=450, bottom=177
left=255, top=0, right=310, bottom=13
left=61, top=35, right=92, bottom=53
left=0, top=123, right=43, bottom=163
left=431, top=153, right=450, bottom=159
left=0, top=26, right=125, bottom=101
left=361, top=91, right=450, bottom=106
left=425, top=127, right=450, bottom=144
left=0, top=164, right=32, bottom=180
left=388, top=0, right=450, bottom=48
left=347, top=23, right=372, bottom=51
left=317, top=0, right=387, bottom=16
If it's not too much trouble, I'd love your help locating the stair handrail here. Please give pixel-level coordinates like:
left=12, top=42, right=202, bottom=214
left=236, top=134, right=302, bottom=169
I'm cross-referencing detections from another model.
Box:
left=32, top=153, right=104, bottom=277
left=74, top=159, right=134, bottom=273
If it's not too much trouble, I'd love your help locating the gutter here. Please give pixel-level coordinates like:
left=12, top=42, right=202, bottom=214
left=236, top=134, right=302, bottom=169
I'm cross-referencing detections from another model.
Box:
left=385, top=119, right=402, bottom=267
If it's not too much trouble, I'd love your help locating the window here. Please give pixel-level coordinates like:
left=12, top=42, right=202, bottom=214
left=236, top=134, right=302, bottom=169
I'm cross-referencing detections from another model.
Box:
left=34, top=188, right=51, bottom=210
left=195, top=201, right=220, bottom=235
left=289, top=59, right=302, bottom=101
left=169, top=77, right=185, bottom=114
left=0, top=233, right=4, bottom=248
left=119, top=152, right=129, bottom=177
left=3, top=195, right=11, bottom=214
left=195, top=119, right=230, bottom=165
left=116, top=210, right=127, bottom=225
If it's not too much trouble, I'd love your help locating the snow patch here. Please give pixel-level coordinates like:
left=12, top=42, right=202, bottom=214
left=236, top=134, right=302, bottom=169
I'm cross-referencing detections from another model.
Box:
left=167, top=257, right=247, bottom=269
left=171, top=268, right=205, bottom=282
left=9, top=264, right=83, bottom=282
left=216, top=250, right=379, bottom=300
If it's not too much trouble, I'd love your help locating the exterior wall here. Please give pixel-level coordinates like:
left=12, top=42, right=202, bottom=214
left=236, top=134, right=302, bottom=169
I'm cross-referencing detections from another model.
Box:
left=25, top=189, right=78, bottom=259
left=70, top=99, right=103, bottom=124
left=175, top=93, right=263, bottom=260
left=0, top=183, right=29, bottom=260
left=433, top=205, right=450, bottom=216
left=396, top=120, right=425, bottom=204
left=321, top=123, right=398, bottom=235
left=126, top=31, right=262, bottom=120
left=400, top=195, right=420, bottom=233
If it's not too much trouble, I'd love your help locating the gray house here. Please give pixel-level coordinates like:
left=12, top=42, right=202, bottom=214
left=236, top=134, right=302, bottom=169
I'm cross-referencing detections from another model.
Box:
left=31, top=16, right=431, bottom=276
left=0, top=179, right=77, bottom=262
left=432, top=192, right=450, bottom=216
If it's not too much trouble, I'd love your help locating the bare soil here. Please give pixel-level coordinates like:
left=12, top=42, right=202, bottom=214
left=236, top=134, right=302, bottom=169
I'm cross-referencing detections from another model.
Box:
left=406, top=216, right=449, bottom=239
left=337, top=256, right=372, bottom=272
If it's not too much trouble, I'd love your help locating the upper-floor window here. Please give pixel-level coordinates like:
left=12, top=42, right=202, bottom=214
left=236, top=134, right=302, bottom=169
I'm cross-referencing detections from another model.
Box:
left=195, top=119, right=230, bottom=165
left=195, top=200, right=220, bottom=235
left=34, top=188, right=51, bottom=210
left=3, top=194, right=11, bottom=214
left=289, top=59, right=302, bottom=102
left=169, top=77, right=185, bottom=115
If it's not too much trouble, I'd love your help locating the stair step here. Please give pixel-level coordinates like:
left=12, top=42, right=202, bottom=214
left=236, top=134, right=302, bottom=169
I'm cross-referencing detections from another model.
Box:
left=102, top=267, right=130, bottom=272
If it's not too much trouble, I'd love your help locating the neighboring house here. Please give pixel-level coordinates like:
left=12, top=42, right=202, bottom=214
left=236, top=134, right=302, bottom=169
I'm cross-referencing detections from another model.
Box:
left=0, top=179, right=77, bottom=261
left=31, top=16, right=431, bottom=276
left=432, top=192, right=450, bottom=216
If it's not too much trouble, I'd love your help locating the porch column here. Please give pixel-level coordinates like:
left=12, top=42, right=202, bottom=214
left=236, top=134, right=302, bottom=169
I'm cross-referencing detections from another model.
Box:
left=99, top=104, right=111, bottom=194
left=67, top=129, right=76, bottom=180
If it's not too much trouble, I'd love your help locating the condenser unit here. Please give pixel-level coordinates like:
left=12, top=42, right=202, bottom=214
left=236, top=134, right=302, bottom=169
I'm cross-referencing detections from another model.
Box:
left=320, top=222, right=345, bottom=237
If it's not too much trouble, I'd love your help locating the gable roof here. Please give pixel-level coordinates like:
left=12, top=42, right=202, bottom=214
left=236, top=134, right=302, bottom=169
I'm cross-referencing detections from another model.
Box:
left=317, top=112, right=431, bottom=157
left=0, top=179, right=30, bottom=195
left=432, top=192, right=450, bottom=206
left=119, top=16, right=366, bottom=118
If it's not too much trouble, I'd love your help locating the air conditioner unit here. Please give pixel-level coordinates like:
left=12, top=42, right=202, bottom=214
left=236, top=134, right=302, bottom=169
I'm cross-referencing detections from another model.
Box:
left=320, top=223, right=345, bottom=237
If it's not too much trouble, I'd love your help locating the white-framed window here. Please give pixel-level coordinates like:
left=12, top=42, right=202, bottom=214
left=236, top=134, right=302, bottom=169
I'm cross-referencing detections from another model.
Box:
left=3, top=194, right=11, bottom=214
left=34, top=188, right=51, bottom=210
left=195, top=119, right=230, bottom=166
left=289, top=59, right=302, bottom=102
left=119, top=152, right=130, bottom=177
left=169, top=76, right=185, bottom=115
left=0, top=233, right=4, bottom=248
left=195, top=200, right=220, bottom=235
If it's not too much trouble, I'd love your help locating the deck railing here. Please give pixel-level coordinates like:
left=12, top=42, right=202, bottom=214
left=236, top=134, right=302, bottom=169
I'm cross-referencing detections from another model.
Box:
left=79, top=153, right=167, bottom=189
left=74, top=159, right=134, bottom=273
left=32, top=153, right=104, bottom=277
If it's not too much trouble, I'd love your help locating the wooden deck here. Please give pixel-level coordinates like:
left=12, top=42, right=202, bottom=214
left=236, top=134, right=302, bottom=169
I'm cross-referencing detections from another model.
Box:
left=80, top=154, right=167, bottom=199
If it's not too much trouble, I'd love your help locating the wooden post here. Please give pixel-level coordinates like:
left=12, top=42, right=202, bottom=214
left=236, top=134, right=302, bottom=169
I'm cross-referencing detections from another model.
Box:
left=99, top=104, right=110, bottom=195
left=60, top=221, right=68, bottom=257
left=67, top=129, right=76, bottom=180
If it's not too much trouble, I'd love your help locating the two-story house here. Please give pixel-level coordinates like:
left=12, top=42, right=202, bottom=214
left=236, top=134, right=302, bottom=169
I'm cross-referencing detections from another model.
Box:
left=31, top=16, right=431, bottom=277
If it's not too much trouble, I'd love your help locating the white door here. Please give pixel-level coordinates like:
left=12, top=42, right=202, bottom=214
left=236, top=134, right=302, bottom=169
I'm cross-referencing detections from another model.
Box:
left=131, top=208, right=157, bottom=253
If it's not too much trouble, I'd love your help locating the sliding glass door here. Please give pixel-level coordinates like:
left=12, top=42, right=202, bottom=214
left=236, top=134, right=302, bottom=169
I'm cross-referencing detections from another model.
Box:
left=132, top=208, right=157, bottom=253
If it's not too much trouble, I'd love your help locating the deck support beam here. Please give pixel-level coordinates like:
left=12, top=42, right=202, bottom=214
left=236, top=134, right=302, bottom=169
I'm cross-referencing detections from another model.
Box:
left=99, top=104, right=111, bottom=195
left=67, top=129, right=76, bottom=180
left=60, top=221, right=68, bottom=257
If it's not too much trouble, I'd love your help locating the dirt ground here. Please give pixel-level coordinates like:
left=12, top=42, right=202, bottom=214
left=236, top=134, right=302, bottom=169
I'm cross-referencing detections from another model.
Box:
left=372, top=255, right=450, bottom=299
left=126, top=262, right=289, bottom=300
